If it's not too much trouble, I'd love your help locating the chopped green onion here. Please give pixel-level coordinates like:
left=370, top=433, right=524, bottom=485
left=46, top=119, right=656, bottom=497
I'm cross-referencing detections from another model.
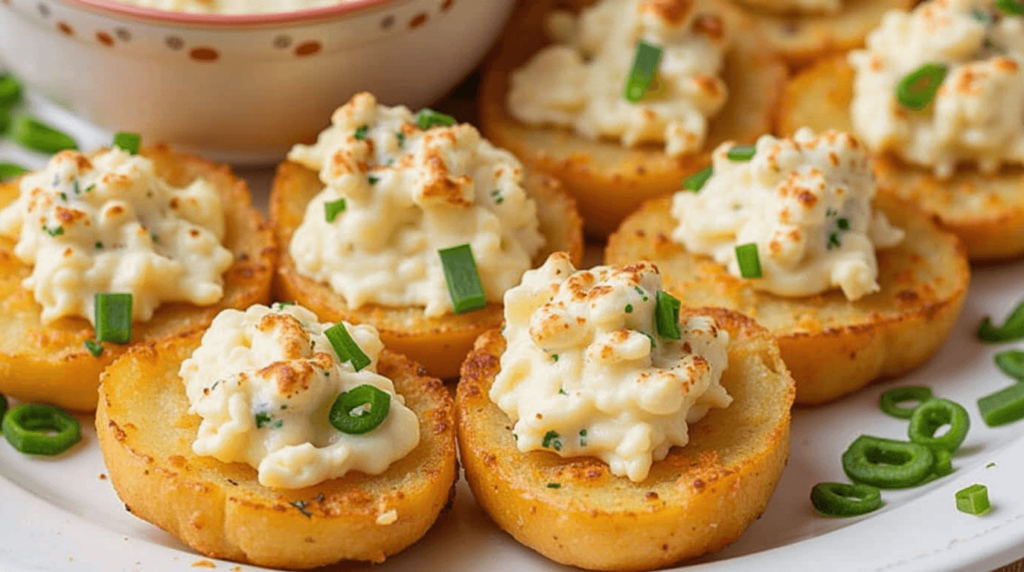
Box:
left=547, top=482, right=562, bottom=489
left=0, top=107, right=10, bottom=136
left=0, top=162, right=28, bottom=182
left=640, top=330, right=656, bottom=350
left=977, top=299, right=1024, bottom=343
left=995, top=350, right=1024, bottom=381
left=879, top=386, right=933, bottom=420
left=368, top=175, right=379, bottom=185
left=254, top=411, right=282, bottom=429
left=625, top=304, right=633, bottom=314
left=438, top=244, right=487, bottom=314
left=0, top=394, right=6, bottom=422
left=726, top=145, right=756, bottom=162
left=542, top=430, right=562, bottom=451
left=896, top=63, right=948, bottom=111
left=841, top=435, right=934, bottom=489
left=324, top=198, right=346, bottom=222
left=416, top=109, right=456, bottom=130
left=396, top=131, right=406, bottom=146
left=329, top=384, right=391, bottom=435
left=996, top=0, right=1024, bottom=15
left=977, top=383, right=1024, bottom=427
left=84, top=339, right=103, bottom=357
left=810, top=482, right=882, bottom=517
left=908, top=398, right=970, bottom=453
left=837, top=217, right=850, bottom=230
left=933, top=448, right=953, bottom=477
left=682, top=166, right=713, bottom=193
left=1, top=403, right=81, bottom=456
left=354, top=125, right=369, bottom=140
left=579, top=429, right=587, bottom=447
left=624, top=40, right=663, bottom=103
left=113, top=132, right=141, bottom=155
left=0, top=75, right=21, bottom=107
left=324, top=322, right=371, bottom=372
left=12, top=117, right=78, bottom=154
left=42, top=224, right=64, bottom=237
left=654, top=291, right=681, bottom=340
left=736, top=243, right=762, bottom=279
left=955, top=484, right=991, bottom=515
left=94, top=293, right=132, bottom=344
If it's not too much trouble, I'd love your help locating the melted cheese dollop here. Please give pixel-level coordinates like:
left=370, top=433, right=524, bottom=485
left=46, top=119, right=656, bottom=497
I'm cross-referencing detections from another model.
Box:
left=490, top=252, right=731, bottom=483
left=671, top=129, right=904, bottom=301
left=180, top=303, right=420, bottom=489
left=849, top=0, right=1024, bottom=178
left=506, top=0, right=731, bottom=157
left=733, top=0, right=841, bottom=14
left=111, top=0, right=357, bottom=14
left=0, top=148, right=233, bottom=325
left=288, top=93, right=544, bottom=318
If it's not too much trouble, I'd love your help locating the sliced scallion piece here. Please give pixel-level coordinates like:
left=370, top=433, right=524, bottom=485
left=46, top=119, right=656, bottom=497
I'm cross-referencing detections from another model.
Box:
left=94, top=293, right=132, bottom=344
left=439, top=244, right=487, bottom=314
left=416, top=109, right=456, bottom=130
left=1, top=403, right=81, bottom=456
left=907, top=398, right=970, bottom=453
left=329, top=384, right=391, bottom=435
left=996, top=0, right=1024, bottom=15
left=354, top=125, right=369, bottom=140
left=726, top=145, right=756, bottom=162
left=842, top=435, right=934, bottom=489
left=879, top=386, right=933, bottom=420
left=84, top=339, right=103, bottom=357
left=955, top=484, right=990, bottom=515
left=736, top=243, right=762, bottom=279
left=0, top=107, right=10, bottom=136
left=324, top=198, right=347, bottom=223
left=682, top=166, right=713, bottom=193
left=113, top=132, right=141, bottom=155
left=624, top=40, right=663, bottom=103
left=654, top=290, right=681, bottom=340
left=0, top=75, right=21, bottom=108
left=0, top=162, right=28, bottom=182
left=12, top=117, right=78, bottom=154
left=977, top=299, right=1024, bottom=343
left=324, top=322, right=371, bottom=372
left=810, top=482, right=882, bottom=517
left=977, top=383, right=1024, bottom=427
left=896, top=63, right=948, bottom=110
left=995, top=350, right=1024, bottom=382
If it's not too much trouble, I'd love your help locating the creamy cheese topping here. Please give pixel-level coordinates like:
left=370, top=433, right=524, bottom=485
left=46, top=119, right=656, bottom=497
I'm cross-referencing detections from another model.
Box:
left=490, top=252, right=731, bottom=483
left=671, top=129, right=904, bottom=301
left=288, top=93, right=544, bottom=318
left=180, top=303, right=420, bottom=489
left=506, top=0, right=731, bottom=157
left=849, top=0, right=1024, bottom=178
left=733, top=0, right=842, bottom=14
left=111, top=0, right=356, bottom=14
left=0, top=148, right=233, bottom=325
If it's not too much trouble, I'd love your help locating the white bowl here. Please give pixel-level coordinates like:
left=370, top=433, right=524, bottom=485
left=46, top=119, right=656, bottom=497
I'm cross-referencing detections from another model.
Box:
left=0, top=0, right=514, bottom=163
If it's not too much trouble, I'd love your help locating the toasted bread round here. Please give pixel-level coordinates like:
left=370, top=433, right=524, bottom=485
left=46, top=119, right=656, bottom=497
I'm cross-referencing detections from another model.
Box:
left=732, top=0, right=913, bottom=68
left=270, top=161, right=584, bottom=380
left=606, top=193, right=970, bottom=405
left=779, top=56, right=1024, bottom=262
left=0, top=147, right=275, bottom=412
left=478, top=0, right=786, bottom=238
left=456, top=308, right=794, bottom=571
left=95, top=329, right=458, bottom=569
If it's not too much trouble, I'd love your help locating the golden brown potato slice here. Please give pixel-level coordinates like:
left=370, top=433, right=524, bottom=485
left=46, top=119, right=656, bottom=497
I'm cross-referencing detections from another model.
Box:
left=456, top=308, right=794, bottom=571
left=732, top=0, right=913, bottom=68
left=96, top=330, right=458, bottom=569
left=478, top=0, right=786, bottom=238
left=270, top=161, right=584, bottom=380
left=0, top=147, right=275, bottom=412
left=779, top=57, right=1024, bottom=261
left=605, top=193, right=970, bottom=405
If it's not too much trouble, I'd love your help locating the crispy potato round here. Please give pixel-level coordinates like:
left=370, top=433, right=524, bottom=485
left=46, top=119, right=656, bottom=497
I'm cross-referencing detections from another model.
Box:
left=0, top=147, right=275, bottom=412
left=605, top=193, right=970, bottom=405
left=779, top=56, right=1024, bottom=261
left=270, top=160, right=584, bottom=380
left=456, top=308, right=795, bottom=571
left=731, top=0, right=913, bottom=68
left=478, top=0, right=786, bottom=238
left=96, top=330, right=458, bottom=569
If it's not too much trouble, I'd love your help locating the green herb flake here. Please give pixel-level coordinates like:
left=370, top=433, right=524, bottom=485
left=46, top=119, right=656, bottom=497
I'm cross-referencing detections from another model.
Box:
left=43, top=224, right=64, bottom=237
left=368, top=175, right=379, bottom=185
left=827, top=232, right=842, bottom=250
left=837, top=217, right=850, bottom=230
left=354, top=125, right=370, bottom=141
left=396, top=131, right=406, bottom=146
left=289, top=500, right=312, bottom=518
left=542, top=430, right=562, bottom=451
left=579, top=429, right=587, bottom=447
left=84, top=339, right=103, bottom=357
left=255, top=411, right=283, bottom=429
left=547, top=483, right=562, bottom=489
left=60, top=192, right=67, bottom=202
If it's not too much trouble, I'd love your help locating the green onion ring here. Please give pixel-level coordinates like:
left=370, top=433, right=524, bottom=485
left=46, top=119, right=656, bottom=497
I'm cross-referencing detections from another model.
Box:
left=879, top=386, right=933, bottom=419
left=933, top=448, right=954, bottom=478
left=2, top=403, right=81, bottom=456
left=995, top=350, right=1024, bottom=382
left=329, top=384, right=391, bottom=435
left=842, top=435, right=934, bottom=489
left=908, top=398, right=970, bottom=453
left=810, top=482, right=882, bottom=517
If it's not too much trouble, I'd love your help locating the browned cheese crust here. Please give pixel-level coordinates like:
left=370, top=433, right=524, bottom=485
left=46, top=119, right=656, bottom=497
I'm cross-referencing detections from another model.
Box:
left=605, top=193, right=970, bottom=405
left=270, top=160, right=584, bottom=380
left=478, top=0, right=787, bottom=238
left=0, top=146, right=276, bottom=411
left=456, top=308, right=795, bottom=571
left=95, top=330, right=458, bottom=569
left=731, top=0, right=914, bottom=68
left=779, top=56, right=1024, bottom=261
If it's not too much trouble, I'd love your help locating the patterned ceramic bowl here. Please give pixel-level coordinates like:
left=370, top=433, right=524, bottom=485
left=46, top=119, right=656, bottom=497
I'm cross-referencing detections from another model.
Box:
left=0, top=0, right=514, bottom=162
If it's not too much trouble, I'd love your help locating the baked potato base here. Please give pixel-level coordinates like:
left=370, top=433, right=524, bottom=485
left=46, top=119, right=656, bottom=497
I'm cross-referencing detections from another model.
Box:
left=270, top=161, right=584, bottom=380
left=456, top=308, right=795, bottom=571
left=0, top=146, right=276, bottom=411
left=95, top=330, right=458, bottom=570
left=779, top=57, right=1024, bottom=262
left=606, top=193, right=970, bottom=405
left=478, top=0, right=787, bottom=238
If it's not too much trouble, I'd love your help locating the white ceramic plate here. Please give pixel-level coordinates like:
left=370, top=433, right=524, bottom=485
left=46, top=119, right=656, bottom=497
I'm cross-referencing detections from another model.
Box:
left=2, top=91, right=1024, bottom=572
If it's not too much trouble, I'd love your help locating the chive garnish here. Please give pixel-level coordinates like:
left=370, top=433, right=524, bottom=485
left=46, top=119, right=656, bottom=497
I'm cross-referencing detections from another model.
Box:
left=996, top=0, right=1024, bottom=14
left=837, top=217, right=850, bottom=230
left=0, top=163, right=27, bottom=182
left=878, top=386, right=932, bottom=420
left=396, top=131, right=406, bottom=146
left=324, top=322, right=371, bottom=372
left=579, top=429, right=587, bottom=447
left=416, top=109, right=456, bottom=130
left=810, top=482, right=882, bottom=517
left=896, top=63, right=947, bottom=110
left=995, top=350, right=1024, bottom=381
left=978, top=384, right=1024, bottom=427
left=324, top=198, right=346, bottom=222
left=726, top=145, right=756, bottom=162
left=354, top=125, right=369, bottom=140
left=11, top=117, right=78, bottom=154
left=736, top=243, right=762, bottom=279
left=654, top=291, right=681, bottom=340
left=94, top=293, right=132, bottom=344
left=682, top=166, right=713, bottom=193
left=438, top=244, right=487, bottom=314
left=368, top=175, right=379, bottom=185
left=84, top=339, right=103, bottom=357
left=42, top=224, right=64, bottom=237
left=113, top=132, right=141, bottom=155
left=0, top=75, right=21, bottom=108
left=0, top=107, right=10, bottom=136
left=624, top=40, right=662, bottom=103
left=625, top=304, right=633, bottom=314
left=254, top=411, right=282, bottom=429
left=329, top=384, right=391, bottom=435
left=542, top=430, right=562, bottom=451
left=977, top=299, right=1024, bottom=343
left=547, top=483, right=561, bottom=489
left=95, top=241, right=103, bottom=250
left=955, top=484, right=990, bottom=515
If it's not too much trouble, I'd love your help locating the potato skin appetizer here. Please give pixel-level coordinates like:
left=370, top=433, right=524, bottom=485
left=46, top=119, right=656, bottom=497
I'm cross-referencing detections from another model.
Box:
left=606, top=193, right=970, bottom=405
left=95, top=330, right=458, bottom=569
left=456, top=308, right=795, bottom=571
left=270, top=161, right=583, bottom=380
left=779, top=56, right=1024, bottom=262
left=478, top=0, right=786, bottom=238
left=0, top=147, right=275, bottom=412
